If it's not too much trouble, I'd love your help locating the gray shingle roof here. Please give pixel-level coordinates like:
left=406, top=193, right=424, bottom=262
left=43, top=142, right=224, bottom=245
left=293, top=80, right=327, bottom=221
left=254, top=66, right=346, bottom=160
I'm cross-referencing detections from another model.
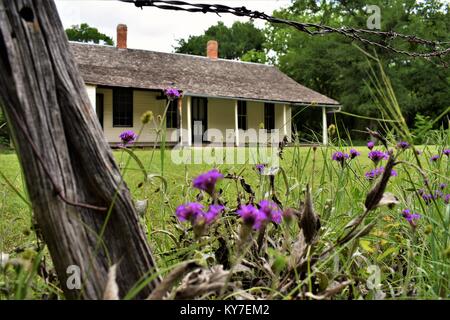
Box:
left=70, top=42, right=339, bottom=105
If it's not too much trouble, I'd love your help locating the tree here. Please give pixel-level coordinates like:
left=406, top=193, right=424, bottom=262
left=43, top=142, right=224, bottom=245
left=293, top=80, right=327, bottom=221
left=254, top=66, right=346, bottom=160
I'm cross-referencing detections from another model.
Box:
left=265, top=0, right=450, bottom=138
left=65, top=23, right=114, bottom=46
left=174, top=21, right=265, bottom=60
left=0, top=0, right=158, bottom=299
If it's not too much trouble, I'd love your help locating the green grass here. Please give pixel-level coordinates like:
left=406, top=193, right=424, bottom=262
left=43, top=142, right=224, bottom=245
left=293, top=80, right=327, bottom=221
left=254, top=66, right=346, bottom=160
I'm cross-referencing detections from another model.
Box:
left=1, top=142, right=448, bottom=299
left=0, top=145, right=390, bottom=252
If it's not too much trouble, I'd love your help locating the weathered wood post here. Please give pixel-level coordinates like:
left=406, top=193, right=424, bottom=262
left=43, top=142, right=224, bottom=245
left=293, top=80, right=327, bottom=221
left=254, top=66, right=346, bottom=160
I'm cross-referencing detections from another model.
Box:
left=0, top=0, right=159, bottom=299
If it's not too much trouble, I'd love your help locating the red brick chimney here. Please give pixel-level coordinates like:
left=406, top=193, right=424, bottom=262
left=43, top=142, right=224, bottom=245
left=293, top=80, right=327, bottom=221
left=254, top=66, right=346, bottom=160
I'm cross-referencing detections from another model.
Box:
left=207, top=40, right=218, bottom=59
left=117, top=24, right=127, bottom=49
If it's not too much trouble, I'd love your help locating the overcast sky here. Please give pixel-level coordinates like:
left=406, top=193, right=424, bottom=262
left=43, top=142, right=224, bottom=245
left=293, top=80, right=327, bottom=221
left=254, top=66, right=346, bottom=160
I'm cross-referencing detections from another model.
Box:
left=55, top=0, right=291, bottom=52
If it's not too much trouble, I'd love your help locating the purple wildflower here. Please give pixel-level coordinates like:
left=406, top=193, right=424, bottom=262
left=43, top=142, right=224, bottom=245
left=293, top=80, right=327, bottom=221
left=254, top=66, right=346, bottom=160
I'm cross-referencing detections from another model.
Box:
left=430, top=155, right=440, bottom=162
left=443, top=149, right=450, bottom=157
left=364, top=166, right=397, bottom=180
left=415, top=149, right=422, bottom=155
left=332, top=151, right=349, bottom=167
left=204, top=205, right=224, bottom=224
left=258, top=200, right=282, bottom=224
left=367, top=141, right=375, bottom=150
left=444, top=194, right=450, bottom=204
left=434, top=190, right=443, bottom=198
left=365, top=168, right=381, bottom=180
left=349, top=148, right=361, bottom=159
left=255, top=164, right=266, bottom=174
left=402, top=209, right=421, bottom=222
left=176, top=202, right=204, bottom=223
left=396, top=141, right=410, bottom=150
left=192, top=169, right=223, bottom=195
left=368, top=150, right=388, bottom=165
left=237, top=204, right=263, bottom=230
left=119, top=130, right=137, bottom=147
left=165, top=88, right=181, bottom=100
left=422, top=193, right=434, bottom=205
left=440, top=183, right=447, bottom=190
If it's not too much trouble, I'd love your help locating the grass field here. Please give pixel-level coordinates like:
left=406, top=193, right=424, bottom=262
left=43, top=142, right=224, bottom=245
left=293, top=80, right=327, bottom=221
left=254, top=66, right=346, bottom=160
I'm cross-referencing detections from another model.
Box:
left=0, top=143, right=449, bottom=299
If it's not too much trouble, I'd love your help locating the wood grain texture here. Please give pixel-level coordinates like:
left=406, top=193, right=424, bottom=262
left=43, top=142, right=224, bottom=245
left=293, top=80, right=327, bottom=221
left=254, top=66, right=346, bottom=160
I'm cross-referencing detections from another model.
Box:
left=0, top=0, right=160, bottom=299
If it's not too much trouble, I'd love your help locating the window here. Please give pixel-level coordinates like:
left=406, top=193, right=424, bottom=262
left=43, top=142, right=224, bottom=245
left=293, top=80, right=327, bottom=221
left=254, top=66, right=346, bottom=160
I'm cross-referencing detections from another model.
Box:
left=95, top=93, right=104, bottom=128
left=237, top=101, right=247, bottom=130
left=166, top=99, right=178, bottom=128
left=264, top=103, right=275, bottom=131
left=113, top=88, right=133, bottom=127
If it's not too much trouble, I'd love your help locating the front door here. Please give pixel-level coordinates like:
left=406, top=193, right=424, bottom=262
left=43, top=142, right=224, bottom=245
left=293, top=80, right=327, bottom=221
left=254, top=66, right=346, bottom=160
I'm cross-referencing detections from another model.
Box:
left=191, top=97, right=208, bottom=143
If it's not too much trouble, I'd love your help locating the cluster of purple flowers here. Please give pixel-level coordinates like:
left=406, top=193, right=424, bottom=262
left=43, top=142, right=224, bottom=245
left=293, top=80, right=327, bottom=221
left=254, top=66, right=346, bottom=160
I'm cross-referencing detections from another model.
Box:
left=174, top=169, right=226, bottom=235
left=430, top=155, right=440, bottom=162
left=401, top=209, right=421, bottom=229
left=332, top=151, right=349, bottom=164
left=119, top=130, right=137, bottom=147
left=368, top=150, right=389, bottom=165
left=364, top=166, right=397, bottom=180
left=237, top=200, right=282, bottom=230
left=176, top=203, right=223, bottom=225
left=331, top=149, right=360, bottom=166
left=418, top=187, right=449, bottom=205
left=349, top=148, right=361, bottom=159
left=444, top=149, right=450, bottom=157
left=192, top=169, right=223, bottom=195
left=396, top=141, right=410, bottom=150
left=165, top=88, right=181, bottom=100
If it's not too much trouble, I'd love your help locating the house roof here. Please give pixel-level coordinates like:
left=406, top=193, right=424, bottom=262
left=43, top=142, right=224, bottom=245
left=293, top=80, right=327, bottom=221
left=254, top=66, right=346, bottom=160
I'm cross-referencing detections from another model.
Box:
left=70, top=42, right=339, bottom=106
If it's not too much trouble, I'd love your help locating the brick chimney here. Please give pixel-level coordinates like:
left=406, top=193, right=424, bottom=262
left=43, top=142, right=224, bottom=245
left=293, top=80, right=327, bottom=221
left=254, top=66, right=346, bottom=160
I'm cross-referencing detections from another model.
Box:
left=206, top=40, right=218, bottom=59
left=117, top=24, right=127, bottom=49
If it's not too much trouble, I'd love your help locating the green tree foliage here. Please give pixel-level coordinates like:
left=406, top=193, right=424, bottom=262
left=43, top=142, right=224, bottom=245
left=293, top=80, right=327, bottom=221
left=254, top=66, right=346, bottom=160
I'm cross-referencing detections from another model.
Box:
left=174, top=21, right=265, bottom=60
left=65, top=23, right=114, bottom=46
left=265, top=0, right=449, bottom=137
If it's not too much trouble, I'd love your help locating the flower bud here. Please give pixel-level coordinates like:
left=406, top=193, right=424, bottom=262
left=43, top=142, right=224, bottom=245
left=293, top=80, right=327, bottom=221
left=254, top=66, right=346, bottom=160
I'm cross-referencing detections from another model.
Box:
left=141, top=111, right=154, bottom=124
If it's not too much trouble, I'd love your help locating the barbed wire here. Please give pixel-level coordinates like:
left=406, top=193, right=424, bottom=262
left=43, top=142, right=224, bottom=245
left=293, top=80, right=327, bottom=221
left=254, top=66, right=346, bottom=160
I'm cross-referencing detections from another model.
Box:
left=120, top=0, right=449, bottom=63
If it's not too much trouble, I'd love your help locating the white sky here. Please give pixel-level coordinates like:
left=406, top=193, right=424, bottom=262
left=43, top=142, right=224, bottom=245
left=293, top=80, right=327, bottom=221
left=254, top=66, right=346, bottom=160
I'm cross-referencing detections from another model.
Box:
left=55, top=0, right=292, bottom=52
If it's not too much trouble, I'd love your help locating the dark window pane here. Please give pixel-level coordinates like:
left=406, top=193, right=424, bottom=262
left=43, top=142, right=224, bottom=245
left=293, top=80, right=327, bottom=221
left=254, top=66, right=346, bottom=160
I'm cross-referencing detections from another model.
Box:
left=95, top=93, right=104, bottom=128
left=191, top=97, right=208, bottom=142
left=264, top=103, right=275, bottom=131
left=113, top=88, right=133, bottom=127
left=166, top=99, right=178, bottom=128
left=237, top=100, right=247, bottom=130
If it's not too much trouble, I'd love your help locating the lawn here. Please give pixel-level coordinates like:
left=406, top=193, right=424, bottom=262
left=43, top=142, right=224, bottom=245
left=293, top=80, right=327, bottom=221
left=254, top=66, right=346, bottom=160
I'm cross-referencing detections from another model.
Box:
left=0, top=143, right=449, bottom=299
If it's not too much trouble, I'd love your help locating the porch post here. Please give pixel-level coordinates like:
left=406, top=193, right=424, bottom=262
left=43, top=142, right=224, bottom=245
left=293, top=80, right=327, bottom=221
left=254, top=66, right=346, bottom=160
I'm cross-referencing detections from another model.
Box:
left=234, top=100, right=239, bottom=147
left=187, top=96, right=192, bottom=146
left=86, top=84, right=97, bottom=114
left=178, top=97, right=183, bottom=145
left=322, top=106, right=328, bottom=145
left=283, top=104, right=287, bottom=137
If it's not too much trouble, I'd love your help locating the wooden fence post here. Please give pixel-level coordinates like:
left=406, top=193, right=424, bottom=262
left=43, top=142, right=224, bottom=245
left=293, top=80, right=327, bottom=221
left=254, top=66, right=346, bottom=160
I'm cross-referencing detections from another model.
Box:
left=0, top=0, right=159, bottom=299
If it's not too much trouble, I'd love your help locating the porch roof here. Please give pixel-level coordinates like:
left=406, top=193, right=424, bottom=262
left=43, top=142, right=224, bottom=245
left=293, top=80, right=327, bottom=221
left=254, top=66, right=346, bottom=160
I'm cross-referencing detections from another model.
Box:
left=70, top=42, right=340, bottom=106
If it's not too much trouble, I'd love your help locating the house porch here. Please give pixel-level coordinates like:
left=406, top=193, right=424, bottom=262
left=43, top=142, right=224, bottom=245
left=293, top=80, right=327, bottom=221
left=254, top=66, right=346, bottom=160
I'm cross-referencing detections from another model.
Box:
left=86, top=84, right=331, bottom=146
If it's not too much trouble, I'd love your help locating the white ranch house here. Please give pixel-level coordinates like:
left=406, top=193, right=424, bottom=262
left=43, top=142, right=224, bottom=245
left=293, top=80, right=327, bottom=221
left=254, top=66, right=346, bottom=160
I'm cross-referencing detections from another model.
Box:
left=71, top=24, right=340, bottom=146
